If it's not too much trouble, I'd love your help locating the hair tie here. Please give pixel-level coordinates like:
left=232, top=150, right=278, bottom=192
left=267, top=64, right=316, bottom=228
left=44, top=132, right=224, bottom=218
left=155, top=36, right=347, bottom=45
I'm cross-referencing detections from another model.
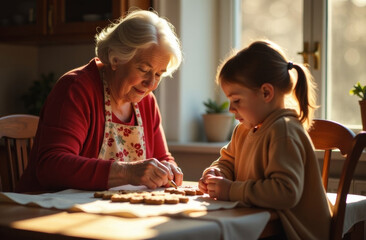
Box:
left=287, top=62, right=294, bottom=70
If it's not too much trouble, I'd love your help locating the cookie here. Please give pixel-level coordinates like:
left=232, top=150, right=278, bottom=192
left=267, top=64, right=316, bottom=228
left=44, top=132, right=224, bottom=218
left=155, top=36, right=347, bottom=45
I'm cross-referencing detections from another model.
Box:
left=183, top=189, right=196, bottom=196
left=178, top=196, right=189, bottom=203
left=164, top=196, right=179, bottom=204
left=144, top=196, right=165, bottom=205
left=152, top=192, right=166, bottom=196
left=171, top=189, right=186, bottom=195
left=111, top=193, right=131, bottom=202
left=94, top=191, right=105, bottom=198
left=130, top=195, right=145, bottom=204
left=195, top=189, right=204, bottom=195
left=102, top=191, right=119, bottom=200
left=164, top=187, right=175, bottom=193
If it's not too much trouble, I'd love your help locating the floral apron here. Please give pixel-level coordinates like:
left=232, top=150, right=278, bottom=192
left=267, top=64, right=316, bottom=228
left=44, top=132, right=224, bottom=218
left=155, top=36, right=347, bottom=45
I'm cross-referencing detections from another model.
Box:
left=98, top=80, right=146, bottom=162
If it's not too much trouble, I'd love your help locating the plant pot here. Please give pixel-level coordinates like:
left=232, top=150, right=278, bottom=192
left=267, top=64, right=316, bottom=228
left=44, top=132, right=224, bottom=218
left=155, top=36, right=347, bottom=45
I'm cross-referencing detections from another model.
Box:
left=202, top=113, right=233, bottom=142
left=359, top=100, right=366, bottom=131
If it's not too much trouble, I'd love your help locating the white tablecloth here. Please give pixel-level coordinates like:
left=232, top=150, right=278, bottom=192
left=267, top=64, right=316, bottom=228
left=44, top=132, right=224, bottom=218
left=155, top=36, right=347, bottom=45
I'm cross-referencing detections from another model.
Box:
left=180, top=211, right=271, bottom=240
left=327, top=192, right=366, bottom=236
left=0, top=186, right=240, bottom=218
left=0, top=185, right=270, bottom=240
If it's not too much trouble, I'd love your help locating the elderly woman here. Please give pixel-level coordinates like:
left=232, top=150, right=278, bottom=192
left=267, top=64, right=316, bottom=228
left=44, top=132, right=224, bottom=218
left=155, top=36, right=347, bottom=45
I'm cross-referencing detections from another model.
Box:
left=16, top=10, right=183, bottom=192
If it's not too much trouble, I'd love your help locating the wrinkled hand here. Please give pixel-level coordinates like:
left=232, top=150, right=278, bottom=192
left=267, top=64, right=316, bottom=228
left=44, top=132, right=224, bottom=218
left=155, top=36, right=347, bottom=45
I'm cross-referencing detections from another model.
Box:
left=108, top=158, right=174, bottom=189
left=126, top=158, right=173, bottom=189
left=198, top=167, right=222, bottom=194
left=205, top=176, right=232, bottom=201
left=160, top=160, right=184, bottom=187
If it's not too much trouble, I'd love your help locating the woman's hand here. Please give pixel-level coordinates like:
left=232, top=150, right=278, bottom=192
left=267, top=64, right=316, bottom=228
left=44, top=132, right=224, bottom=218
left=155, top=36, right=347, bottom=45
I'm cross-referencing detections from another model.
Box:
left=205, top=176, right=232, bottom=201
left=198, top=167, right=222, bottom=194
left=108, top=158, right=173, bottom=189
left=160, top=160, right=184, bottom=187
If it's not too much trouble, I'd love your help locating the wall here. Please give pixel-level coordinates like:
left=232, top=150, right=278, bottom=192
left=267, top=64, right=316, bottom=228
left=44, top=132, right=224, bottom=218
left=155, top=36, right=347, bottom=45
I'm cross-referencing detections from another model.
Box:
left=155, top=0, right=221, bottom=142
left=173, top=151, right=219, bottom=181
left=179, top=0, right=219, bottom=142
left=38, top=44, right=95, bottom=80
left=169, top=142, right=223, bottom=181
left=0, top=44, right=38, bottom=115
left=0, top=43, right=94, bottom=116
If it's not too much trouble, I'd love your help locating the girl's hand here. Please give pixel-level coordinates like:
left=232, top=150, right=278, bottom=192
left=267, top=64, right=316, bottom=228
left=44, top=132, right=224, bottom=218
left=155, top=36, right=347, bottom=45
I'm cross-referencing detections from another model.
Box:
left=205, top=176, right=232, bottom=201
left=198, top=167, right=222, bottom=193
left=160, top=160, right=184, bottom=187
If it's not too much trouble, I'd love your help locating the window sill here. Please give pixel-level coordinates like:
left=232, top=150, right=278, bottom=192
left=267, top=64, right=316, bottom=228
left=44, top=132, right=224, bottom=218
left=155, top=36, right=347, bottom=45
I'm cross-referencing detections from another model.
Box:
left=168, top=141, right=228, bottom=154
left=168, top=141, right=366, bottom=161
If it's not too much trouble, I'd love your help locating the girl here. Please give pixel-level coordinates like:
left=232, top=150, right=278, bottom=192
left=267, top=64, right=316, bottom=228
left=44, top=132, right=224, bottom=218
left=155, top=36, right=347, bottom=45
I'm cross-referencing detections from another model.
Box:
left=198, top=40, right=331, bottom=240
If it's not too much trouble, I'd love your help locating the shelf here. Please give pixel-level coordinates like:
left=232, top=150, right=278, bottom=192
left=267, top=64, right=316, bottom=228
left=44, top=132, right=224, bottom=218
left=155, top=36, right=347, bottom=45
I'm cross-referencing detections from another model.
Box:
left=0, top=0, right=152, bottom=45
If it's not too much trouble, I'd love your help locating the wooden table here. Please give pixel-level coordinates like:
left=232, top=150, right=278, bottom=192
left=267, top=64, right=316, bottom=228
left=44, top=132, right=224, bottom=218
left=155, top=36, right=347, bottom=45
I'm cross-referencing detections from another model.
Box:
left=0, top=182, right=284, bottom=240
left=0, top=203, right=282, bottom=240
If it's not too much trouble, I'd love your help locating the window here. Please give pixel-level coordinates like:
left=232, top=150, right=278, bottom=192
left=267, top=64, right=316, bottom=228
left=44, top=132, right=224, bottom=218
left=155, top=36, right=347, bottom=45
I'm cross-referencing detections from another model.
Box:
left=238, top=0, right=366, bottom=129
left=328, top=0, right=366, bottom=128
left=240, top=0, right=303, bottom=63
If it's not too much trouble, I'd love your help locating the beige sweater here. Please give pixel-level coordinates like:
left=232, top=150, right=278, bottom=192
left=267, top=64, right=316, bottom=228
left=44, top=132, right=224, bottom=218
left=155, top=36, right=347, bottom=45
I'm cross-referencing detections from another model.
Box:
left=210, top=109, right=331, bottom=240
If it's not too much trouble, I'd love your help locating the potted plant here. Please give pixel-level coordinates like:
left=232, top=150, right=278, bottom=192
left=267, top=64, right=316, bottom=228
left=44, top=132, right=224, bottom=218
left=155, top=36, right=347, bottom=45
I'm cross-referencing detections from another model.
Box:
left=349, top=82, right=366, bottom=130
left=21, top=72, right=56, bottom=116
left=202, top=99, right=233, bottom=142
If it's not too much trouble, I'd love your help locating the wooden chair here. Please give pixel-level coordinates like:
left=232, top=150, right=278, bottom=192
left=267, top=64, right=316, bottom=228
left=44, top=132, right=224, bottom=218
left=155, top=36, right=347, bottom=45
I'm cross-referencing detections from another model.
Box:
left=308, top=119, right=366, bottom=240
left=0, top=114, right=39, bottom=192
left=308, top=119, right=356, bottom=191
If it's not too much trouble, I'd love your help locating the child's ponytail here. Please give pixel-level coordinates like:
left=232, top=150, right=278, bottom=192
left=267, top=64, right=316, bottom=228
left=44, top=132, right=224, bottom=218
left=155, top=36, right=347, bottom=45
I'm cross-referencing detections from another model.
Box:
left=292, top=64, right=318, bottom=130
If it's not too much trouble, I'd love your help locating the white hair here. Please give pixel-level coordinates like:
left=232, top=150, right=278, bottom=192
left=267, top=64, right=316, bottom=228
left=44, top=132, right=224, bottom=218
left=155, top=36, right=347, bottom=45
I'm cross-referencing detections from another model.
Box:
left=95, top=10, right=182, bottom=77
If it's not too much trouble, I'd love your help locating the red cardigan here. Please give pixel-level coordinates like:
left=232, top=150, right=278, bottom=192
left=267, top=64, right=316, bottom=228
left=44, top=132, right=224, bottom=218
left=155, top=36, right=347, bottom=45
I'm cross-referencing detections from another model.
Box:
left=16, top=58, right=174, bottom=192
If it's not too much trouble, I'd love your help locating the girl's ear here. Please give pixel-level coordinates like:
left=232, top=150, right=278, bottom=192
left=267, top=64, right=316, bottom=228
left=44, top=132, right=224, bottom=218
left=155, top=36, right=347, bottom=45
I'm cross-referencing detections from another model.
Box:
left=260, top=83, right=274, bottom=102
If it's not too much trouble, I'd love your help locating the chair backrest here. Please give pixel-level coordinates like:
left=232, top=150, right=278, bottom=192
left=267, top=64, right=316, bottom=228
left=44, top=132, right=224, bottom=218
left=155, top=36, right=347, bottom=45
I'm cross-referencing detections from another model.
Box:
left=308, top=119, right=356, bottom=190
left=308, top=119, right=365, bottom=240
left=0, top=114, right=39, bottom=192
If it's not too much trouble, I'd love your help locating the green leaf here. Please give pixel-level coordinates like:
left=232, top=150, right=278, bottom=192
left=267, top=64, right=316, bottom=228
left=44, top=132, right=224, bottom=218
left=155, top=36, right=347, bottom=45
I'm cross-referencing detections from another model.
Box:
left=203, top=98, right=229, bottom=113
left=350, top=82, right=366, bottom=100
left=219, top=101, right=229, bottom=111
left=21, top=72, right=56, bottom=115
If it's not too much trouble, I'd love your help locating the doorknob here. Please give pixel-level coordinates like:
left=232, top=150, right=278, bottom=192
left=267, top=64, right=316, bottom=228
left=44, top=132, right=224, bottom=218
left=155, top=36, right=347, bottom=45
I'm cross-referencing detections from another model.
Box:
left=297, top=42, right=321, bottom=70
left=297, top=42, right=310, bottom=65
left=312, top=42, right=321, bottom=70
